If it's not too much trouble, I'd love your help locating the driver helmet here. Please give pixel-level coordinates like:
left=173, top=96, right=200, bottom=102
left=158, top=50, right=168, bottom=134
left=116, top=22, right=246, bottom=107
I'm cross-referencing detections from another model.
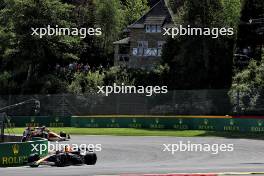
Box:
left=64, top=146, right=72, bottom=153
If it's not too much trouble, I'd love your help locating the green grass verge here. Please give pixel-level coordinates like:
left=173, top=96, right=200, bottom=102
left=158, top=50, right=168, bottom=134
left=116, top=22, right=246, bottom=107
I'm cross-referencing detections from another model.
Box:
left=5, top=127, right=264, bottom=139
left=8, top=128, right=206, bottom=137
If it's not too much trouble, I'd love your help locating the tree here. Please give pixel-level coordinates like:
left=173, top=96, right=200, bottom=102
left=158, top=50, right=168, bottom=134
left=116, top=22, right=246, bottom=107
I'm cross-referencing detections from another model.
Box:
left=162, top=0, right=242, bottom=89
left=237, top=0, right=264, bottom=60
left=123, top=0, right=149, bottom=25
left=241, top=0, right=264, bottom=21
left=96, top=0, right=123, bottom=56
left=0, top=0, right=79, bottom=94
left=229, top=54, right=264, bottom=114
left=68, top=71, right=105, bottom=94
left=0, top=71, right=17, bottom=94
left=0, top=0, right=5, bottom=9
left=71, top=0, right=102, bottom=66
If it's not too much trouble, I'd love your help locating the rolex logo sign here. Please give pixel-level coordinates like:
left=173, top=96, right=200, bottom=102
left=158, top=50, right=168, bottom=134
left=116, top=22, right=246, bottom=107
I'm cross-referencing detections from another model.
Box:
left=258, top=120, right=263, bottom=127
left=179, top=119, right=183, bottom=125
left=12, top=144, right=19, bottom=155
left=30, top=116, right=35, bottom=122
left=230, top=119, right=234, bottom=126
left=55, top=117, right=60, bottom=122
left=155, top=118, right=159, bottom=124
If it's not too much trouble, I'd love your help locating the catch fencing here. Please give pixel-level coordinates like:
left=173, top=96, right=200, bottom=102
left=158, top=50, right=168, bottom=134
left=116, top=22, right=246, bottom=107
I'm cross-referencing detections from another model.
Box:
left=0, top=90, right=243, bottom=116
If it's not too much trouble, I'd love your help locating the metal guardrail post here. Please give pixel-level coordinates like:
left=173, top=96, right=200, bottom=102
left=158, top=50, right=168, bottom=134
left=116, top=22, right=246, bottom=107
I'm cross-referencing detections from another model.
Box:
left=0, top=113, right=6, bottom=142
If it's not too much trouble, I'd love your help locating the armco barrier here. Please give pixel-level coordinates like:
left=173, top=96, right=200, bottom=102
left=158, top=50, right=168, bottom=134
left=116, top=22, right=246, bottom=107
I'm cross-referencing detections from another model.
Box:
left=0, top=137, right=48, bottom=167
left=71, top=115, right=264, bottom=132
left=6, top=116, right=71, bottom=127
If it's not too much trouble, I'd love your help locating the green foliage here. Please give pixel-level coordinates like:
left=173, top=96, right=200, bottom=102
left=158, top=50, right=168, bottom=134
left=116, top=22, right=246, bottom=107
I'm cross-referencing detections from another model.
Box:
left=68, top=71, right=105, bottom=94
left=0, top=0, right=125, bottom=94
left=104, top=66, right=135, bottom=85
left=0, top=71, right=17, bottom=94
left=72, top=0, right=101, bottom=64
left=0, top=0, right=151, bottom=94
left=0, top=0, right=255, bottom=95
left=0, top=0, right=80, bottom=93
left=162, top=0, right=242, bottom=89
left=68, top=64, right=170, bottom=94
left=218, top=0, right=241, bottom=31
left=229, top=56, right=264, bottom=113
left=123, top=0, right=149, bottom=25
left=0, top=0, right=5, bottom=10
left=173, top=0, right=241, bottom=31
left=39, top=74, right=69, bottom=94
left=241, top=0, right=264, bottom=21
left=95, top=0, right=123, bottom=54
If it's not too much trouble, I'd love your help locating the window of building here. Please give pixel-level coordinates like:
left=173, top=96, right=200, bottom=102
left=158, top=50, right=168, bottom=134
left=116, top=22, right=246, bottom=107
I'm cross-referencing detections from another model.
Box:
left=145, top=25, right=161, bottom=33
left=157, top=41, right=165, bottom=56
left=151, top=25, right=156, bottom=33
left=157, top=26, right=161, bottom=33
left=146, top=25, right=151, bottom=33
left=132, top=41, right=149, bottom=56
left=144, top=48, right=158, bottom=57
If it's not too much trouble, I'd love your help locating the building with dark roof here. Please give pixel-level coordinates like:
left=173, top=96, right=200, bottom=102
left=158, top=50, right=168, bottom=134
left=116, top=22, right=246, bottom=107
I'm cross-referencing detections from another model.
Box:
left=113, top=0, right=173, bottom=69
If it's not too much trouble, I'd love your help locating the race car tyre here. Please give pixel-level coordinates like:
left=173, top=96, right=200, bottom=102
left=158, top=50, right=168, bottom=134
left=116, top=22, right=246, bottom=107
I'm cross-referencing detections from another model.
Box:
left=28, top=153, right=40, bottom=163
left=43, top=132, right=48, bottom=139
left=21, top=136, right=27, bottom=142
left=84, top=153, right=97, bottom=165
left=60, top=131, right=67, bottom=138
left=29, top=163, right=40, bottom=168
left=70, top=155, right=83, bottom=165
left=55, top=154, right=67, bottom=167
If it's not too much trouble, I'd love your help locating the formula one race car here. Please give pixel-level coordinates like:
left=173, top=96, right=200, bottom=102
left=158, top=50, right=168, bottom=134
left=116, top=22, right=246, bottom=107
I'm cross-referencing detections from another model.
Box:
left=27, top=148, right=97, bottom=167
left=22, top=126, right=70, bottom=142
left=32, top=127, right=70, bottom=141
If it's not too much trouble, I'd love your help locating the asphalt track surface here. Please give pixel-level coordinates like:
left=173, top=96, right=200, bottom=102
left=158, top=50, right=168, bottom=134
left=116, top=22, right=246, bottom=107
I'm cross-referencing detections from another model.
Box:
left=1, top=135, right=264, bottom=176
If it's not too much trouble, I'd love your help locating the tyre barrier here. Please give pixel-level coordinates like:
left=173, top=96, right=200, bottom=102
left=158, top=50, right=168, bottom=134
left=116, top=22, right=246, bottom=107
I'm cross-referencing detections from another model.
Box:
left=0, top=136, right=48, bottom=167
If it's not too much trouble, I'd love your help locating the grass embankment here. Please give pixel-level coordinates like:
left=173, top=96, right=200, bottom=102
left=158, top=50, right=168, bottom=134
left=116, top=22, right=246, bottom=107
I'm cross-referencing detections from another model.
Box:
left=6, top=128, right=264, bottom=139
